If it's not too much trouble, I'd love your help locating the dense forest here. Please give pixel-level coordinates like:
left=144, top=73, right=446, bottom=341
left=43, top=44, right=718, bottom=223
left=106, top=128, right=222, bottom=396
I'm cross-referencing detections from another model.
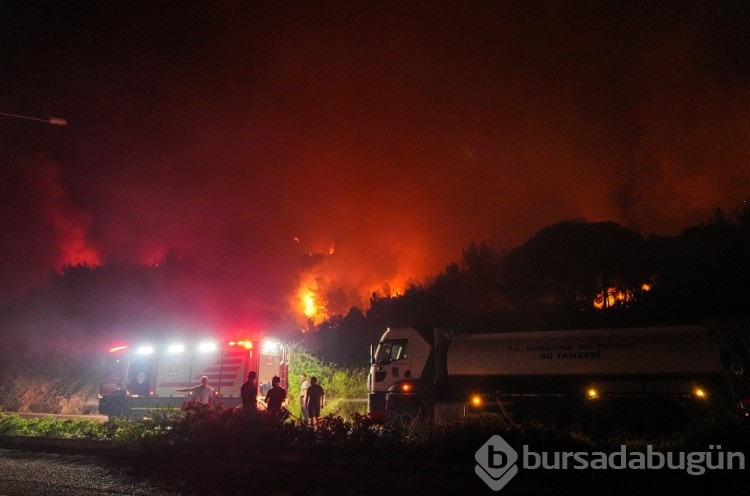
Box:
left=317, top=203, right=750, bottom=365
left=1, top=199, right=750, bottom=411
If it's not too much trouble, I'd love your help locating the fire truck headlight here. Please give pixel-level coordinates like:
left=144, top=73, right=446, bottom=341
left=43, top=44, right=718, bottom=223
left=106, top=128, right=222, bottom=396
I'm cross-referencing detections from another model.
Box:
left=262, top=340, right=280, bottom=354
left=198, top=341, right=217, bottom=352
left=471, top=395, right=482, bottom=407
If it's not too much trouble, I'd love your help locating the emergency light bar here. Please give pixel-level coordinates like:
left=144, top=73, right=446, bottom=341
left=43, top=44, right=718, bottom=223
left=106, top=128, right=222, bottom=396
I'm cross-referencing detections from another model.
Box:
left=228, top=340, right=253, bottom=349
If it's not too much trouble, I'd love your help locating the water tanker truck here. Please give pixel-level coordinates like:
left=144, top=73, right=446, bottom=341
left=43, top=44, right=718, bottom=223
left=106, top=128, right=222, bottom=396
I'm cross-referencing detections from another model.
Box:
left=368, top=326, right=750, bottom=431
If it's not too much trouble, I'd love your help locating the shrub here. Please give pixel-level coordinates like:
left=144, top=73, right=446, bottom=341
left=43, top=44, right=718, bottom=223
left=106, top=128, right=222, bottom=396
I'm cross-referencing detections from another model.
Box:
left=0, top=413, right=111, bottom=439
left=287, top=344, right=368, bottom=421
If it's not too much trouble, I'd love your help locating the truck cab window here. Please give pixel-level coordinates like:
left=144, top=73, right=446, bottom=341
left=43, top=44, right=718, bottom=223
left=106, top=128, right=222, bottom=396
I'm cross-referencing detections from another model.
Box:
left=376, top=340, right=407, bottom=365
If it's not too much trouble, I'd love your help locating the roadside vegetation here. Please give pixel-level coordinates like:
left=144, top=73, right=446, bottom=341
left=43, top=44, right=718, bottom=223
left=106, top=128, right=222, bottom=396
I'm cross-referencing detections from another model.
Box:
left=2, top=408, right=749, bottom=494
left=286, top=343, right=368, bottom=420
left=0, top=353, right=100, bottom=414
left=2, top=408, right=748, bottom=458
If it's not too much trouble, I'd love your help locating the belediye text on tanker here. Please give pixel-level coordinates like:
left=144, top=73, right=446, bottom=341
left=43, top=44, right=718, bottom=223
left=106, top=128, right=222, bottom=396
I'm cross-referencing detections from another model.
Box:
left=507, top=341, right=637, bottom=360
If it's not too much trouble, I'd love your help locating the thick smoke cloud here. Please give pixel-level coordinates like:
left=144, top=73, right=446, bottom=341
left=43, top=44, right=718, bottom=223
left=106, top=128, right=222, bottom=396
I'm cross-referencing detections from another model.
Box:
left=1, top=2, right=748, bottom=329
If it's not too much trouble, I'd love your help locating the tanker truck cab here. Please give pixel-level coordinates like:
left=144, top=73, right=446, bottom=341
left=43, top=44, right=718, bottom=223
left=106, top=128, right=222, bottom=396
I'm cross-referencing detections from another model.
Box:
left=368, top=327, right=433, bottom=424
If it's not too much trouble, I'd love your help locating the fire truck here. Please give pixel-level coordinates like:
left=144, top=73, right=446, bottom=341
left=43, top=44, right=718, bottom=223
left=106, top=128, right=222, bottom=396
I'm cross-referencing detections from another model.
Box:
left=98, top=337, right=289, bottom=419
left=369, top=326, right=750, bottom=431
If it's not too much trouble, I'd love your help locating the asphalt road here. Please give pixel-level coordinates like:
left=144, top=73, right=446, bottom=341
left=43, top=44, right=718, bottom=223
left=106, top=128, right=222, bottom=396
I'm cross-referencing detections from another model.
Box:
left=3, top=444, right=748, bottom=496
left=0, top=448, right=182, bottom=496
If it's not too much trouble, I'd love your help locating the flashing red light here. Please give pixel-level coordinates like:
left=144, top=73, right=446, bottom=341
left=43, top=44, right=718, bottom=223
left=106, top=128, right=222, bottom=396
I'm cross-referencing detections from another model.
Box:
left=228, top=340, right=253, bottom=349
left=108, top=345, right=128, bottom=353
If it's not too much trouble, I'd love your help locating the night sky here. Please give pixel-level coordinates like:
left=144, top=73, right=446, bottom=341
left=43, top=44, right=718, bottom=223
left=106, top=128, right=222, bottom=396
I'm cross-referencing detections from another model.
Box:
left=1, top=1, right=749, bottom=329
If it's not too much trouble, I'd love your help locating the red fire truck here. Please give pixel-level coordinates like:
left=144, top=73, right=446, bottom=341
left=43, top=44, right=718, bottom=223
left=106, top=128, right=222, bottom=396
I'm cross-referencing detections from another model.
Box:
left=98, top=337, right=289, bottom=419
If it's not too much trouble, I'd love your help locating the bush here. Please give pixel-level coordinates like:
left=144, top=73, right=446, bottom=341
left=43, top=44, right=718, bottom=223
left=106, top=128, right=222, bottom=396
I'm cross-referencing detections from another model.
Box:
left=0, top=413, right=111, bottom=439
left=286, top=344, right=368, bottom=421
left=4, top=409, right=750, bottom=473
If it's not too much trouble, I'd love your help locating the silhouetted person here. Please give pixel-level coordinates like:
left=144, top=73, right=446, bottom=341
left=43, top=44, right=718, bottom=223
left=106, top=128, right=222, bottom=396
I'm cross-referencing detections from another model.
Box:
left=299, top=373, right=310, bottom=423
left=175, top=375, right=213, bottom=404
left=241, top=371, right=258, bottom=412
left=264, top=375, right=286, bottom=417
left=305, top=376, right=325, bottom=426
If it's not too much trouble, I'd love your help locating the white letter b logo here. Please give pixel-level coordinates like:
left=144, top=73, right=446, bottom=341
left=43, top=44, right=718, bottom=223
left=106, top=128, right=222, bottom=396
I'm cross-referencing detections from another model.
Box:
left=475, top=435, right=519, bottom=491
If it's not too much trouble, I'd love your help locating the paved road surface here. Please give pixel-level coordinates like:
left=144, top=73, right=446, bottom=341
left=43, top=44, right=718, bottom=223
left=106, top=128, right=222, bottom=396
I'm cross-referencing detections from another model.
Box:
left=0, top=448, right=182, bottom=496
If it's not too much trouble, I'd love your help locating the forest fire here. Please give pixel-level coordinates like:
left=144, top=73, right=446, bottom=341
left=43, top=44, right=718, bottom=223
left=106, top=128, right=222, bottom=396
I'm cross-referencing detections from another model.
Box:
left=2, top=1, right=748, bottom=340
left=294, top=267, right=410, bottom=327
left=593, top=283, right=652, bottom=310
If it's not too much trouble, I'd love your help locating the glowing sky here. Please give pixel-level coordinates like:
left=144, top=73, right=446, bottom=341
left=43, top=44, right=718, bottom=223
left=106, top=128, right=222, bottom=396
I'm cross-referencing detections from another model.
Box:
left=1, top=1, right=749, bottom=329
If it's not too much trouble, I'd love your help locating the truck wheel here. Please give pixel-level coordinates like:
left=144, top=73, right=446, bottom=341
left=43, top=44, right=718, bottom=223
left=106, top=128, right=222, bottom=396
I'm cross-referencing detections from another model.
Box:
left=634, top=399, right=690, bottom=435
left=577, top=398, right=632, bottom=436
left=108, top=399, right=129, bottom=420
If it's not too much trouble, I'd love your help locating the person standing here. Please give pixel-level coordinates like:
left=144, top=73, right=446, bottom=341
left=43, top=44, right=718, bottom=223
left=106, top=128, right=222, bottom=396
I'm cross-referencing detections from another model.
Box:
left=175, top=375, right=213, bottom=404
left=304, top=376, right=325, bottom=426
left=264, top=375, right=287, bottom=417
left=299, top=374, right=310, bottom=423
left=241, top=371, right=258, bottom=412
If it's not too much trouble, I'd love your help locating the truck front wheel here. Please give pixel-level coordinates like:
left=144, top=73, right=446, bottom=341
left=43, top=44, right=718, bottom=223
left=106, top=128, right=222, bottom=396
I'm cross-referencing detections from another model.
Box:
left=390, top=401, right=425, bottom=431
left=108, top=399, right=130, bottom=420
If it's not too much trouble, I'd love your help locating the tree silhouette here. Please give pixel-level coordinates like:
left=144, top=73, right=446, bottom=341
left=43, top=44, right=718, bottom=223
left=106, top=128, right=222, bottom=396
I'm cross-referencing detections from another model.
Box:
left=428, top=242, right=508, bottom=331
left=499, top=221, right=649, bottom=310
left=644, top=218, right=750, bottom=323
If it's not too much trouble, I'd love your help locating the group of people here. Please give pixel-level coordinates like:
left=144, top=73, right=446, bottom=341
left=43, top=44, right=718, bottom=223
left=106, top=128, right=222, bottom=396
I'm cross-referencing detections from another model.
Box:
left=298, top=373, right=325, bottom=426
left=174, top=371, right=325, bottom=424
left=239, top=371, right=325, bottom=424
